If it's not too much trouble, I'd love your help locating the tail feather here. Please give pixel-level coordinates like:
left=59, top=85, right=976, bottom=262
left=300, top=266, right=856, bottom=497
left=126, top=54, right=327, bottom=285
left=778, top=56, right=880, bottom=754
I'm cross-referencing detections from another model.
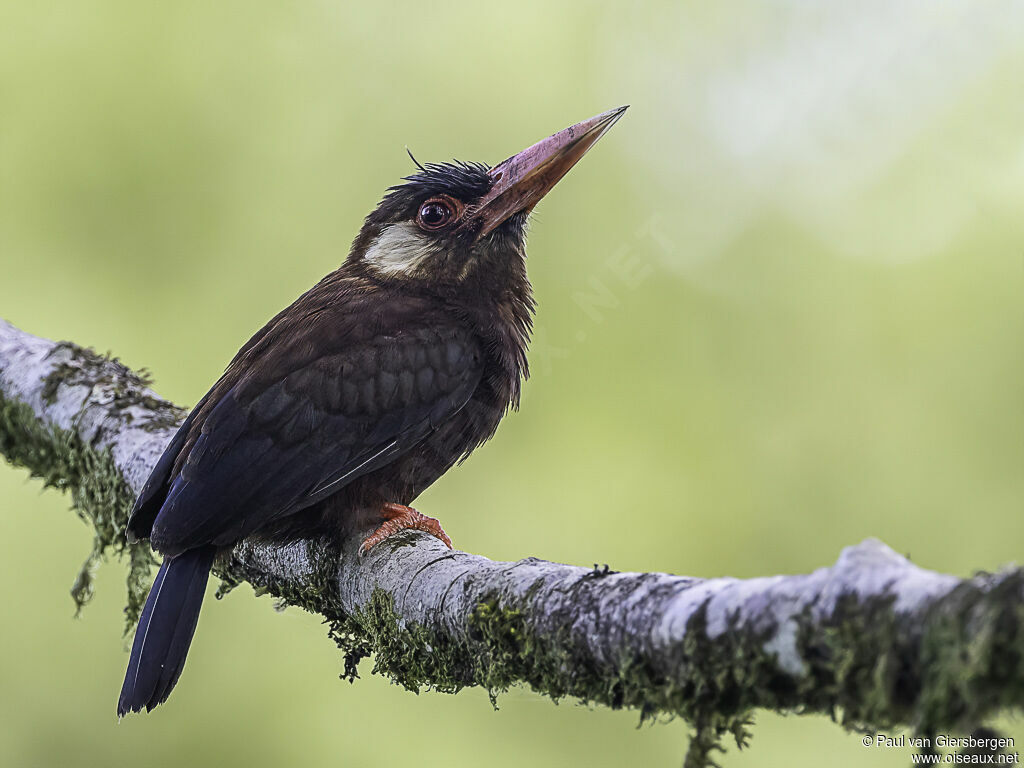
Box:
left=118, top=546, right=216, bottom=716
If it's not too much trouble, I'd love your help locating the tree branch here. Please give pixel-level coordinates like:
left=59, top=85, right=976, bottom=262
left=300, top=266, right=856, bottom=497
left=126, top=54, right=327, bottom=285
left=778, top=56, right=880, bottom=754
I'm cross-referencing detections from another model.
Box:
left=2, top=319, right=1022, bottom=760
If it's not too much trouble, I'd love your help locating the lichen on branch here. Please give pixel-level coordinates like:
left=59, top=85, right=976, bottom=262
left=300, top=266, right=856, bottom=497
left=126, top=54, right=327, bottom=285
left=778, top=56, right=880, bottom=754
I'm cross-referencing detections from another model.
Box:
left=2, top=318, right=1022, bottom=766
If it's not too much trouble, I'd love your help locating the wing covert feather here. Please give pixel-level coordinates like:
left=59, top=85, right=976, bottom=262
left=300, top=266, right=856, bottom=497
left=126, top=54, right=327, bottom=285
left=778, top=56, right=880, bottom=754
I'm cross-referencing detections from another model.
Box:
left=147, top=319, right=482, bottom=556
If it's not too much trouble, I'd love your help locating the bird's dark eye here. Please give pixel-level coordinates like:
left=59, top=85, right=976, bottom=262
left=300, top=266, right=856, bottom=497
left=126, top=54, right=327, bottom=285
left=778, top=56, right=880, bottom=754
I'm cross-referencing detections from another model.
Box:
left=416, top=196, right=459, bottom=231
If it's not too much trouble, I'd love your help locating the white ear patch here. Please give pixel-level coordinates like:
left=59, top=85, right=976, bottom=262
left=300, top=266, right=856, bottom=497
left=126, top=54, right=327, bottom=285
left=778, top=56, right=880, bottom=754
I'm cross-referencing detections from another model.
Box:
left=363, top=222, right=439, bottom=275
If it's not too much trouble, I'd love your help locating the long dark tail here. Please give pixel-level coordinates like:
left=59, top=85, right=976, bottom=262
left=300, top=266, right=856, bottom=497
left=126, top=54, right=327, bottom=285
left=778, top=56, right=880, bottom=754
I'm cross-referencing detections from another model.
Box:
left=118, top=546, right=216, bottom=716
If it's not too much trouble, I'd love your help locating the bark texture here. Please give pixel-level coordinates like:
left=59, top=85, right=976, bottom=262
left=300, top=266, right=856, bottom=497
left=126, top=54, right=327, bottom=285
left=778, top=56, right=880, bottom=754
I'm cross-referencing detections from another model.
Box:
left=1, top=318, right=1022, bottom=764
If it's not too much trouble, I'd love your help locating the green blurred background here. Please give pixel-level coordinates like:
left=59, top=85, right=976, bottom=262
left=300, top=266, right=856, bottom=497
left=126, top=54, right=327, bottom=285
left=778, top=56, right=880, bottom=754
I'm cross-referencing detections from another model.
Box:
left=2, top=2, right=1023, bottom=766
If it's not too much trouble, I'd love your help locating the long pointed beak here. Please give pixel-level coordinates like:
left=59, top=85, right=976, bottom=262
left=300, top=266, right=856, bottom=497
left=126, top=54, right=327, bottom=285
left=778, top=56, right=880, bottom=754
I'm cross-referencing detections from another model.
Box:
left=468, top=106, right=628, bottom=240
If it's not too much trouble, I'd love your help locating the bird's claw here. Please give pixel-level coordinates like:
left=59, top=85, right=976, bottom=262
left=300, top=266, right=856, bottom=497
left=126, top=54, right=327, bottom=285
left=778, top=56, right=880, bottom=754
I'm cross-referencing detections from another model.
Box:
left=359, top=503, right=452, bottom=555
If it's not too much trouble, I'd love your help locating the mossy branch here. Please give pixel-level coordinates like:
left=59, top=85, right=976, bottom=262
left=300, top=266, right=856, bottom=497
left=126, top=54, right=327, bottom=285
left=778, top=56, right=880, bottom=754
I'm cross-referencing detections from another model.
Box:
left=2, top=319, right=1022, bottom=765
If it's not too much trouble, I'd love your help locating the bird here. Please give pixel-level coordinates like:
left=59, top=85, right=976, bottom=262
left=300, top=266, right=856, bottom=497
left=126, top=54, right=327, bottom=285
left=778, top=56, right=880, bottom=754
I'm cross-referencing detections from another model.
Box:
left=117, top=105, right=628, bottom=716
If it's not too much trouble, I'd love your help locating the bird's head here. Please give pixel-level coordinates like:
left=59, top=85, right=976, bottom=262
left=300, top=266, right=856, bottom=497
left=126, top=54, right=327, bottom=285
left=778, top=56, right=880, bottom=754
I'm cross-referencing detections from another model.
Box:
left=347, top=107, right=628, bottom=297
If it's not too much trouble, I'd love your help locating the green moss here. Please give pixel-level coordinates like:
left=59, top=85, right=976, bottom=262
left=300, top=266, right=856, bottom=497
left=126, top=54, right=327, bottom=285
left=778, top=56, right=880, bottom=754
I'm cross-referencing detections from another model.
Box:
left=316, top=589, right=760, bottom=765
left=775, top=579, right=1024, bottom=741
left=309, top=579, right=1019, bottom=767
left=915, top=575, right=1024, bottom=733
left=222, top=539, right=345, bottom=617
left=323, top=589, right=746, bottom=720
left=788, top=594, right=908, bottom=730
left=41, top=342, right=185, bottom=432
left=0, top=350, right=165, bottom=630
left=313, top=587, right=868, bottom=762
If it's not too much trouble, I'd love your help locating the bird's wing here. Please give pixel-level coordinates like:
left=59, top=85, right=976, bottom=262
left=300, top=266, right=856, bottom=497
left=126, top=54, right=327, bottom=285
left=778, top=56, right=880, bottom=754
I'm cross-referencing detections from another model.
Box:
left=140, top=303, right=482, bottom=556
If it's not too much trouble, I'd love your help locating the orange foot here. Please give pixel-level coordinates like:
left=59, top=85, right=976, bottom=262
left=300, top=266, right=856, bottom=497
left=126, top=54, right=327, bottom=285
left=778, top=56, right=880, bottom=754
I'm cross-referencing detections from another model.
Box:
left=359, top=502, right=453, bottom=554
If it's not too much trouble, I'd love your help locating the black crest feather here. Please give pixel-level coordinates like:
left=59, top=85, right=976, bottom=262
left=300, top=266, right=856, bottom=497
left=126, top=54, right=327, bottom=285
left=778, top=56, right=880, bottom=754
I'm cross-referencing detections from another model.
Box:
left=405, top=147, right=426, bottom=172
left=394, top=159, right=492, bottom=199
